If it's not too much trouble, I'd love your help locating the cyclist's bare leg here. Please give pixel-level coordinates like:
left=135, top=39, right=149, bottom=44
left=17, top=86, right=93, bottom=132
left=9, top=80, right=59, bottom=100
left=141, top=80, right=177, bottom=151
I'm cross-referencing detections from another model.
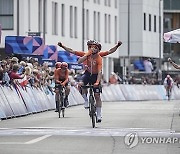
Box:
left=94, top=93, right=102, bottom=122
left=64, top=85, right=70, bottom=107
left=82, top=88, right=88, bottom=108
left=55, top=89, right=60, bottom=111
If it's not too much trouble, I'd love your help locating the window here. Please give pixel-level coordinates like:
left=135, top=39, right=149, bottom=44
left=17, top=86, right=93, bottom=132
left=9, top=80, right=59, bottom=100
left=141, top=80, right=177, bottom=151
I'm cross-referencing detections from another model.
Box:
left=108, top=14, right=111, bottom=43
left=74, top=7, right=77, bottom=38
left=154, top=15, right=156, bottom=32
left=149, top=14, right=151, bottom=31
left=44, top=0, right=47, bottom=33
left=108, top=0, right=111, bottom=6
left=114, top=0, right=117, bottom=8
left=93, top=11, right=96, bottom=40
left=144, top=13, right=146, bottom=30
left=70, top=6, right=73, bottom=37
left=38, top=0, right=43, bottom=32
left=104, top=14, right=107, bottom=42
left=61, top=4, right=65, bottom=36
left=52, top=2, right=58, bottom=35
left=70, top=6, right=78, bottom=38
left=114, top=16, right=117, bottom=43
left=97, top=12, right=100, bottom=41
left=85, top=9, right=89, bottom=40
left=0, top=0, right=13, bottom=30
left=104, top=0, right=107, bottom=6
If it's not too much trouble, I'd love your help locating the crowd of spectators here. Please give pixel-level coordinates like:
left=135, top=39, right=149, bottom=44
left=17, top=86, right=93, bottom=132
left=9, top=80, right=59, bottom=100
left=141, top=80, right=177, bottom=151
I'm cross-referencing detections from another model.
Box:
left=0, top=56, right=55, bottom=91
left=1, top=56, right=179, bottom=91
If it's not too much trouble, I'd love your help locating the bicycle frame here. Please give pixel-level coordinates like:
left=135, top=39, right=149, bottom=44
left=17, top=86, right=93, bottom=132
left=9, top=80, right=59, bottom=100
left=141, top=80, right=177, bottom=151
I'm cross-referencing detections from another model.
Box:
left=57, top=85, right=65, bottom=118
left=82, top=85, right=97, bottom=128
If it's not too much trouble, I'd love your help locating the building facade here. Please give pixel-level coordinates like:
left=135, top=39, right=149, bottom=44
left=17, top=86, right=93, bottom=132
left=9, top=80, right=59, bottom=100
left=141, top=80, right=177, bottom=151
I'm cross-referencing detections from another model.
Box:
left=0, top=0, right=163, bottom=81
left=163, top=0, right=180, bottom=71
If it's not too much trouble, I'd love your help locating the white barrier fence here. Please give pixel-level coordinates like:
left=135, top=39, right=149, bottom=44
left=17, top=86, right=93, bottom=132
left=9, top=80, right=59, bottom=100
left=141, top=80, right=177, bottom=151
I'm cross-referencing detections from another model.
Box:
left=0, top=84, right=180, bottom=120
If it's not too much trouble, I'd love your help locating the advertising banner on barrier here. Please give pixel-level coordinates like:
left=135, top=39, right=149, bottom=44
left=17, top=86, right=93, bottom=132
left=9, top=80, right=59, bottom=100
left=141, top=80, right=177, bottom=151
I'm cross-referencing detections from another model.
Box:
left=0, top=98, right=7, bottom=119
left=26, top=87, right=42, bottom=112
left=1, top=86, right=27, bottom=116
left=31, top=88, right=47, bottom=111
left=18, top=86, right=37, bottom=113
left=0, top=86, right=14, bottom=118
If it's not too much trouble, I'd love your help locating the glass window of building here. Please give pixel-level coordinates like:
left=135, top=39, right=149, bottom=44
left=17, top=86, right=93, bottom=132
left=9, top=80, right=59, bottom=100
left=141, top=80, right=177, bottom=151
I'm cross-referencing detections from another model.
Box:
left=52, top=2, right=58, bottom=35
left=0, top=0, right=13, bottom=30
left=61, top=4, right=65, bottom=36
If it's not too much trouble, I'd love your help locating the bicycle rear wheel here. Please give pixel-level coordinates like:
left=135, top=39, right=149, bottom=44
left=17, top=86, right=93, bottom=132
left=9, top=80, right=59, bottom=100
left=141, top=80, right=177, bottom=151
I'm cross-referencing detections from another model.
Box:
left=167, top=89, right=171, bottom=101
left=58, top=101, right=62, bottom=118
left=89, top=95, right=96, bottom=128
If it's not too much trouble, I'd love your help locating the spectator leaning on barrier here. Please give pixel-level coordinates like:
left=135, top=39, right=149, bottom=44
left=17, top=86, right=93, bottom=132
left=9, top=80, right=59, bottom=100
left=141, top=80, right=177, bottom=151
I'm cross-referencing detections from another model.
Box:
left=9, top=64, right=25, bottom=85
left=143, top=58, right=153, bottom=73
left=109, top=72, right=118, bottom=84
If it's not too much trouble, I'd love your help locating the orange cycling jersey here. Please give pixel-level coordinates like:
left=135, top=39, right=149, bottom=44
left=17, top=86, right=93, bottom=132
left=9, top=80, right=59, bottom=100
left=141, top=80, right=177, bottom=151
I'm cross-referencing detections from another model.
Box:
left=55, top=68, right=69, bottom=85
left=75, top=50, right=108, bottom=57
left=75, top=51, right=105, bottom=74
left=85, top=54, right=102, bottom=74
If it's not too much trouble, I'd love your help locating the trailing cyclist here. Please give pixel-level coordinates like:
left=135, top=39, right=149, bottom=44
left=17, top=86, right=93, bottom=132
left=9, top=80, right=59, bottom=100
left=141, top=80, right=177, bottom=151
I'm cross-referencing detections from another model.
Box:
left=54, top=62, right=62, bottom=112
left=78, top=41, right=103, bottom=123
left=163, top=74, right=174, bottom=97
left=54, top=62, right=70, bottom=110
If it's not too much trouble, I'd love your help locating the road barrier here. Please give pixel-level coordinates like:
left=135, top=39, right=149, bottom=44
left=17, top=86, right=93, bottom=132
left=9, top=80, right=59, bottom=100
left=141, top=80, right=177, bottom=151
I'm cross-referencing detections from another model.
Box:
left=0, top=84, right=180, bottom=120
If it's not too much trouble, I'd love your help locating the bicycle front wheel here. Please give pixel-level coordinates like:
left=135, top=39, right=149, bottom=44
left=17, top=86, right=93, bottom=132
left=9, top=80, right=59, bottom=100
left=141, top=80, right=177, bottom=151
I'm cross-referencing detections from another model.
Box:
left=89, top=95, right=96, bottom=128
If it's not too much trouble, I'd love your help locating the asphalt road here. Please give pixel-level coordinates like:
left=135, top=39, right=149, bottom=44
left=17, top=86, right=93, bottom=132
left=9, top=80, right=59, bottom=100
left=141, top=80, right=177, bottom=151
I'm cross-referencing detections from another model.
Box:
left=0, top=100, right=180, bottom=154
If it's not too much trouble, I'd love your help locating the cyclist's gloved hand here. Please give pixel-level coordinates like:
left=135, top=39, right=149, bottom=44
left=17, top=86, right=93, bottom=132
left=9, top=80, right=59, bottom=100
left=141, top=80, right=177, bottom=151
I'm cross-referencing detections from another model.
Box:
left=117, top=41, right=122, bottom=47
left=58, top=42, right=63, bottom=47
left=168, top=58, right=172, bottom=63
left=94, top=82, right=99, bottom=87
left=85, top=50, right=92, bottom=57
left=61, top=82, right=65, bottom=87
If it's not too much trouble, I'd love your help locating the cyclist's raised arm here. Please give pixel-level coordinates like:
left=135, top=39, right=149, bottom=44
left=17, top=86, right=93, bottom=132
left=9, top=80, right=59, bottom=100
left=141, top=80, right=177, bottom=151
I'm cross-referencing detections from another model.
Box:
left=168, top=58, right=180, bottom=69
left=58, top=42, right=76, bottom=54
left=78, top=50, right=92, bottom=64
left=107, top=41, right=122, bottom=55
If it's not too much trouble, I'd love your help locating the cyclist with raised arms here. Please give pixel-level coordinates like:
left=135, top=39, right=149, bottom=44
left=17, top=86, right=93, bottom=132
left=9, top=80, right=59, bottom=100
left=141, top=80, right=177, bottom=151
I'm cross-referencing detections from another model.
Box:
left=57, top=40, right=122, bottom=58
left=57, top=40, right=122, bottom=109
left=77, top=41, right=103, bottom=122
left=54, top=62, right=70, bottom=109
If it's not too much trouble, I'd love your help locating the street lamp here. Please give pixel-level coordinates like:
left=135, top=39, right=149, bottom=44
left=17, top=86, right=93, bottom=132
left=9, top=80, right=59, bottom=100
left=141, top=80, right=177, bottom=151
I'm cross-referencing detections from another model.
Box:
left=159, top=0, right=162, bottom=71
left=127, top=0, right=130, bottom=76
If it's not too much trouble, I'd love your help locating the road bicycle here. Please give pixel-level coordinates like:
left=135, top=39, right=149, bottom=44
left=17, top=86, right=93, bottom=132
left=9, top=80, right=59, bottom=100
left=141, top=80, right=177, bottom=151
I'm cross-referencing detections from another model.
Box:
left=166, top=86, right=172, bottom=101
left=82, top=85, right=97, bottom=128
left=57, top=85, right=66, bottom=118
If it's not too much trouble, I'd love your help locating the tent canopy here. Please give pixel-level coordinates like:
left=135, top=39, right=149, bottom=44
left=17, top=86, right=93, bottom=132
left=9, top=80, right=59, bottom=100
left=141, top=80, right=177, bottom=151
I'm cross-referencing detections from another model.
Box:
left=164, top=29, right=180, bottom=43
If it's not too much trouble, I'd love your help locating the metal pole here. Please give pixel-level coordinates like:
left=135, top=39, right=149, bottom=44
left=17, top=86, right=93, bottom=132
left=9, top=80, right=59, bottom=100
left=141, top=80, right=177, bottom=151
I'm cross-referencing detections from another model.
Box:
left=82, top=0, right=85, bottom=51
left=17, top=0, right=19, bottom=35
left=28, top=0, right=30, bottom=31
left=43, top=0, right=46, bottom=44
left=127, top=0, right=130, bottom=75
left=159, top=0, right=162, bottom=71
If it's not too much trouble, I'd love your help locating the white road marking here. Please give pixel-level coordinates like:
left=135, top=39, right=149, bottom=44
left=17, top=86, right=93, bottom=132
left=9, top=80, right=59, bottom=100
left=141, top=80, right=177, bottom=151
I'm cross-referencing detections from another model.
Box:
left=0, top=127, right=179, bottom=137
left=25, top=135, right=51, bottom=144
